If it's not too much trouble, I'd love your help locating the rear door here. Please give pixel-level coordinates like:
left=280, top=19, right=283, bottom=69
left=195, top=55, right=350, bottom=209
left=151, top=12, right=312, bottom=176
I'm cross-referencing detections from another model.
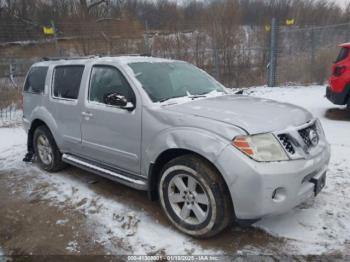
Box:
left=50, top=65, right=85, bottom=154
left=80, top=64, right=141, bottom=175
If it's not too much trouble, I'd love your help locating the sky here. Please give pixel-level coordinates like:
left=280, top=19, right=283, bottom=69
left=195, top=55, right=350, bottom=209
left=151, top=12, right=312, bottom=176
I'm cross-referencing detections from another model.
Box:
left=335, top=0, right=349, bottom=7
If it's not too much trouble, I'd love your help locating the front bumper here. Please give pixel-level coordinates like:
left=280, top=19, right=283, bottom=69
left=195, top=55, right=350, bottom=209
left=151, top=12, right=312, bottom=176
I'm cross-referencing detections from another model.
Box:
left=215, top=141, right=331, bottom=220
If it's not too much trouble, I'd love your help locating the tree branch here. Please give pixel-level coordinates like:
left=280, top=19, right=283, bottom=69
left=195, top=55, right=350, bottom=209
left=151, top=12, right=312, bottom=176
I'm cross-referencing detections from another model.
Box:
left=87, top=0, right=106, bottom=11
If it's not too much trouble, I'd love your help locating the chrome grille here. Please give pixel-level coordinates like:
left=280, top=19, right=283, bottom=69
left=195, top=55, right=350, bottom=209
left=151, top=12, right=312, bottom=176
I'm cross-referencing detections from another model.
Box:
left=277, top=134, right=295, bottom=155
left=298, top=124, right=318, bottom=148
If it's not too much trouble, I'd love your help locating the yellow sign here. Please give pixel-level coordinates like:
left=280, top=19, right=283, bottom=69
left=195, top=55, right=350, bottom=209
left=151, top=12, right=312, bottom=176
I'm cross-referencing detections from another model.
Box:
left=265, top=25, right=271, bottom=32
left=43, top=26, right=55, bottom=35
left=286, top=19, right=295, bottom=26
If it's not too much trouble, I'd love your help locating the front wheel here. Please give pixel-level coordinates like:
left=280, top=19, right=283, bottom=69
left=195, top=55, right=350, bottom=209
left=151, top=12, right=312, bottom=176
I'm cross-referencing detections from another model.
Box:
left=158, top=155, right=234, bottom=238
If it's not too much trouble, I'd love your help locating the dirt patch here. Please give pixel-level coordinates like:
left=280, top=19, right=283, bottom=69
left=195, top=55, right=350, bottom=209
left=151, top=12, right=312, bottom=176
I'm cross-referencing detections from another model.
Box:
left=0, top=169, right=109, bottom=256
left=325, top=108, right=350, bottom=121
left=0, top=161, right=283, bottom=257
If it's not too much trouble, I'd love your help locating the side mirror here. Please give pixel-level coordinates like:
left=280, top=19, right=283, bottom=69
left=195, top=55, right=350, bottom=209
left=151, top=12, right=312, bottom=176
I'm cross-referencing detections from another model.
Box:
left=103, top=92, right=134, bottom=110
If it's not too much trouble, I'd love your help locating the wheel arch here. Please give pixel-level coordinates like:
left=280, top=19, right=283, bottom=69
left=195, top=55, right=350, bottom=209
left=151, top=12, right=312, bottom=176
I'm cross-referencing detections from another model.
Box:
left=27, top=119, right=54, bottom=153
left=147, top=148, right=234, bottom=213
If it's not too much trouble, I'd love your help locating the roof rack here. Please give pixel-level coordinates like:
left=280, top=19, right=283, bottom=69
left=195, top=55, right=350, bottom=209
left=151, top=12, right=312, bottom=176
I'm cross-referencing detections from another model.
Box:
left=42, top=53, right=152, bottom=61
left=98, top=53, right=152, bottom=57
left=42, top=55, right=99, bottom=61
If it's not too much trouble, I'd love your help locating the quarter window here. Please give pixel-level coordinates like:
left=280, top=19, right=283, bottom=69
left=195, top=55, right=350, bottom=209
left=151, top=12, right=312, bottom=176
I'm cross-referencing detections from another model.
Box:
left=24, top=66, right=48, bottom=93
left=89, top=65, right=135, bottom=105
left=53, top=66, right=84, bottom=99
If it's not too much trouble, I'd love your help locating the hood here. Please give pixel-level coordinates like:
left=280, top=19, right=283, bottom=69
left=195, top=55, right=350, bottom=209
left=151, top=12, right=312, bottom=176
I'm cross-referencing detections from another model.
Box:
left=163, top=95, right=313, bottom=134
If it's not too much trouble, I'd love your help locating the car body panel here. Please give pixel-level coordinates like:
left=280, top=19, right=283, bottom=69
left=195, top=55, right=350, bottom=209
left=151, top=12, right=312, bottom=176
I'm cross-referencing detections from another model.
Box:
left=162, top=95, right=313, bottom=134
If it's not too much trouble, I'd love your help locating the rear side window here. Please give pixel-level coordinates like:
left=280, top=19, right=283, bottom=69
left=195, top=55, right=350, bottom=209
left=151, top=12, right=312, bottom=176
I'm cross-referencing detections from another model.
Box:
left=24, top=66, right=48, bottom=93
left=53, top=66, right=84, bottom=99
left=335, top=47, right=349, bottom=63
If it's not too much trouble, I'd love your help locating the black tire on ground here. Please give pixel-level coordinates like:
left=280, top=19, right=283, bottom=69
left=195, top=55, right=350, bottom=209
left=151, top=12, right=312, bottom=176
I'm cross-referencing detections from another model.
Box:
left=158, top=154, right=234, bottom=238
left=33, top=125, right=65, bottom=172
left=347, top=99, right=350, bottom=115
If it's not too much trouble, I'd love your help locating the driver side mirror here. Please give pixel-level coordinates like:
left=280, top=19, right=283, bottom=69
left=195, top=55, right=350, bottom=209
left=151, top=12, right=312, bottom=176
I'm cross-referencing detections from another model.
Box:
left=103, top=92, right=135, bottom=110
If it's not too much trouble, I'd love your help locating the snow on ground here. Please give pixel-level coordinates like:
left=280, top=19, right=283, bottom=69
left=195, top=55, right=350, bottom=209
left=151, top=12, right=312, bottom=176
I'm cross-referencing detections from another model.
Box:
left=0, top=109, right=22, bottom=127
left=0, top=85, right=349, bottom=255
left=248, top=85, right=350, bottom=255
left=0, top=127, right=221, bottom=255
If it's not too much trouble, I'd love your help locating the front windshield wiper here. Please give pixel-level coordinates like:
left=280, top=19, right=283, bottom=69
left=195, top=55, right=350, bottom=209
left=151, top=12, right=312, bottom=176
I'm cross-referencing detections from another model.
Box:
left=188, top=94, right=206, bottom=99
left=158, top=95, right=185, bottom=103
left=158, top=89, right=225, bottom=103
left=159, top=94, right=206, bottom=103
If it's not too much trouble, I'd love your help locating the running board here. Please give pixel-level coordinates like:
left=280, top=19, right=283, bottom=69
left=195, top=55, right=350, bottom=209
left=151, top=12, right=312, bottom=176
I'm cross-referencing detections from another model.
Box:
left=62, top=154, right=147, bottom=190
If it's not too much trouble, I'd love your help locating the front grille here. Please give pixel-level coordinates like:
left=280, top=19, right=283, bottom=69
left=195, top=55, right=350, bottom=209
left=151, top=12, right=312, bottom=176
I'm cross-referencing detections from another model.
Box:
left=277, top=134, right=295, bottom=154
left=298, top=124, right=318, bottom=148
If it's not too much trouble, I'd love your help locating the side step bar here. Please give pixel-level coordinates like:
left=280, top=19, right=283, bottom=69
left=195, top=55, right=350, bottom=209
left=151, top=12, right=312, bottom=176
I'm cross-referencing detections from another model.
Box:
left=62, top=154, right=147, bottom=190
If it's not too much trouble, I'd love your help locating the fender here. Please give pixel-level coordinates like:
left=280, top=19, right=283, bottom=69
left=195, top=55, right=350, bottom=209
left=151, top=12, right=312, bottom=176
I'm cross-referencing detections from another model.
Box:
left=144, top=127, right=231, bottom=170
left=29, top=106, right=60, bottom=145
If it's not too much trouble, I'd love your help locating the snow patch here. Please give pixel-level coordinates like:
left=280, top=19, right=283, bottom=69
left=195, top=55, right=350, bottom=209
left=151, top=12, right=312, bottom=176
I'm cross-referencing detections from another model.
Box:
left=56, top=219, right=69, bottom=225
left=66, top=240, right=79, bottom=253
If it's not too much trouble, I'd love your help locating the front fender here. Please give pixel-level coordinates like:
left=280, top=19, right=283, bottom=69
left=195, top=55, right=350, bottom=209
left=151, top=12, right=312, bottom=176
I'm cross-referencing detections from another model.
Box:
left=142, top=127, right=230, bottom=176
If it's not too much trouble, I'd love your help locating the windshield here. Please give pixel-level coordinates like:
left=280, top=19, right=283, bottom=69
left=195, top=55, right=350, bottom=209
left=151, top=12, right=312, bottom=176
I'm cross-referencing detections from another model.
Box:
left=128, top=62, right=227, bottom=102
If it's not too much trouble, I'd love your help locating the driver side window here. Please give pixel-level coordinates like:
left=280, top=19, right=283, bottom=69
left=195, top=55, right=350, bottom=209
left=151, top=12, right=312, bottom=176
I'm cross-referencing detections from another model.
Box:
left=89, top=65, right=135, bottom=105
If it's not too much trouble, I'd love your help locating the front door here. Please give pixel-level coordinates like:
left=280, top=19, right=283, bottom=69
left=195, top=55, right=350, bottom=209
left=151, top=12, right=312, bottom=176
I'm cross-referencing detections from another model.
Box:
left=80, top=64, right=141, bottom=175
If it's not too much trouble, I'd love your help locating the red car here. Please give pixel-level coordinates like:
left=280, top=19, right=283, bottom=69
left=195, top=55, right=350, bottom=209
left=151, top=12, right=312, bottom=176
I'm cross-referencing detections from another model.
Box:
left=327, top=43, right=350, bottom=113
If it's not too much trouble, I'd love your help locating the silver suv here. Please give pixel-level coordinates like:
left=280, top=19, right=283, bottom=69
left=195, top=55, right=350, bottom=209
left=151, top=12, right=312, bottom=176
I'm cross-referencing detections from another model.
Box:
left=22, top=56, right=330, bottom=238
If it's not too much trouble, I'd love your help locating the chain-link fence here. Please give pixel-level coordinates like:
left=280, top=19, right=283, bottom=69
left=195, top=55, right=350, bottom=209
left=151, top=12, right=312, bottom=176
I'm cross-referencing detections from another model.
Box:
left=271, top=22, right=350, bottom=86
left=1, top=19, right=349, bottom=92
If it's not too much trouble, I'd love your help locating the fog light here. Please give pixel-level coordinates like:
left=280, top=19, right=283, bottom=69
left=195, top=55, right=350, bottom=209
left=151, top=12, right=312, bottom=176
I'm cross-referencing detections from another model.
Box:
left=272, top=187, right=287, bottom=202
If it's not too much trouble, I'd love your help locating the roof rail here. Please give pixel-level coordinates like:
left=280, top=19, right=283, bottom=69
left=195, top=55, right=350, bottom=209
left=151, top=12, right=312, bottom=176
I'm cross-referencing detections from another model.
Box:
left=97, top=53, right=152, bottom=57
left=42, top=55, right=99, bottom=61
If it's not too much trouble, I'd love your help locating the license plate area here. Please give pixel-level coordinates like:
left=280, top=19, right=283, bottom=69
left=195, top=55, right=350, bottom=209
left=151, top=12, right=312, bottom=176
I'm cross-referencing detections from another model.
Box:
left=310, top=172, right=326, bottom=196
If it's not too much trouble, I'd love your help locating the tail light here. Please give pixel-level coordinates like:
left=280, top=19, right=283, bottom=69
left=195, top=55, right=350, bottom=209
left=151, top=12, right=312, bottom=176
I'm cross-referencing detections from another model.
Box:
left=333, top=66, right=346, bottom=77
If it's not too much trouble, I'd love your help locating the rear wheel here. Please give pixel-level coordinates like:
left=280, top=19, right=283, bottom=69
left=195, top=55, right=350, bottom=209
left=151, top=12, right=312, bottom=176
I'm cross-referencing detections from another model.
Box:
left=158, top=154, right=233, bottom=238
left=347, top=99, right=350, bottom=115
left=33, top=126, right=65, bottom=172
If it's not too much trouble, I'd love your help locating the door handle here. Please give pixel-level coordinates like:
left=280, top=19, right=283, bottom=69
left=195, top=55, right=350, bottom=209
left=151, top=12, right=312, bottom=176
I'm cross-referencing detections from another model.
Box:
left=82, top=111, right=93, bottom=117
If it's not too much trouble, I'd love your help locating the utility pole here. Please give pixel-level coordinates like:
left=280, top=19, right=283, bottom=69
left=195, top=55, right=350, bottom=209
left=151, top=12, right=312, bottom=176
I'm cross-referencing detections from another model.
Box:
left=268, top=18, right=278, bottom=87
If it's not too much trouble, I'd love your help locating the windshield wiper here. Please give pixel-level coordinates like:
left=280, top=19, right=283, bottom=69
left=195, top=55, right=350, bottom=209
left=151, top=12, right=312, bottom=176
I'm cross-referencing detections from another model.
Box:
left=188, top=94, right=206, bottom=99
left=158, top=95, right=185, bottom=103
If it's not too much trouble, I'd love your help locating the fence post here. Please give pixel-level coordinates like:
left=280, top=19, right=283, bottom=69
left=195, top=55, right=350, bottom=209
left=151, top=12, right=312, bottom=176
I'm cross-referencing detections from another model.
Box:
left=212, top=41, right=220, bottom=81
left=310, top=27, right=316, bottom=81
left=268, top=18, right=278, bottom=87
left=51, top=20, right=59, bottom=56
left=144, top=20, right=150, bottom=55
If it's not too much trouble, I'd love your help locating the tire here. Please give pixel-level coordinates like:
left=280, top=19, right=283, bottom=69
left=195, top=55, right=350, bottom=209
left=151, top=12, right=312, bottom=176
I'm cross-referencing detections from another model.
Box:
left=158, top=154, right=234, bottom=238
left=33, top=126, right=65, bottom=172
left=347, top=99, right=350, bottom=115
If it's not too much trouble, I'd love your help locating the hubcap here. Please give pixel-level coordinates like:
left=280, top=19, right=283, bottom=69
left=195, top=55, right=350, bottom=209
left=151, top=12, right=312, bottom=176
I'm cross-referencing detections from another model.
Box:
left=168, top=174, right=210, bottom=225
left=37, top=135, right=53, bottom=165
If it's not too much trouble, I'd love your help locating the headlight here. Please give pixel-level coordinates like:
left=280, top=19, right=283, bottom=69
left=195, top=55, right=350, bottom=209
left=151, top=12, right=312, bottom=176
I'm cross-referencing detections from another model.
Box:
left=232, top=133, right=289, bottom=162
